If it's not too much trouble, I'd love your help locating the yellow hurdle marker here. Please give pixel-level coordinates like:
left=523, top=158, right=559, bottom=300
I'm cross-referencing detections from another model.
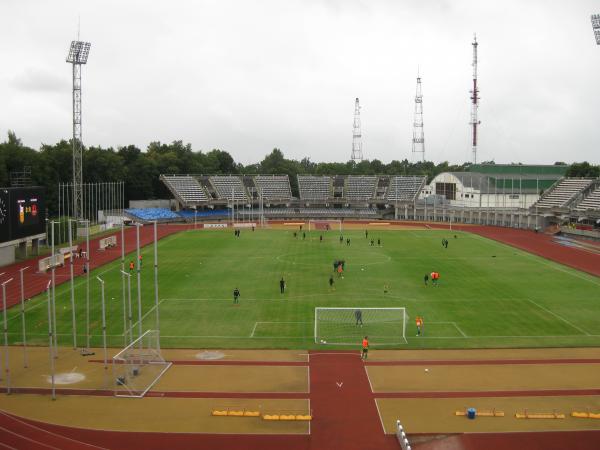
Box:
left=211, top=409, right=261, bottom=417
left=515, top=410, right=565, bottom=419
left=295, top=414, right=312, bottom=421
left=263, top=414, right=280, bottom=421
left=572, top=412, right=600, bottom=419
left=455, top=408, right=504, bottom=417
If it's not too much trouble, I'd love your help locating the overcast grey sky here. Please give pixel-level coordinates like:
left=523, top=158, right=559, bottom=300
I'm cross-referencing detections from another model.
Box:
left=1, top=0, right=599, bottom=165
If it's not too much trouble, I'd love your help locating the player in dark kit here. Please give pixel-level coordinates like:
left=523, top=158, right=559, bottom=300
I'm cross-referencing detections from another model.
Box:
left=329, top=275, right=335, bottom=290
left=424, top=274, right=429, bottom=286
left=233, top=287, right=240, bottom=305
left=355, top=309, right=363, bottom=326
left=280, top=277, right=286, bottom=294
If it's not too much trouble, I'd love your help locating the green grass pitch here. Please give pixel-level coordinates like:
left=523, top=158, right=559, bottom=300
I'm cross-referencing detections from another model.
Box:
left=6, top=228, right=600, bottom=350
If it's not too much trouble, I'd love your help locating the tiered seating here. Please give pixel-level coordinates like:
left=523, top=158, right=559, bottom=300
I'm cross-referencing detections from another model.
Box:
left=178, top=209, right=229, bottom=218
left=160, top=175, right=208, bottom=204
left=574, top=185, right=600, bottom=211
left=533, top=178, right=593, bottom=209
left=209, top=176, right=248, bottom=201
left=254, top=175, right=292, bottom=200
left=345, top=176, right=377, bottom=200
left=386, top=176, right=426, bottom=202
left=125, top=208, right=179, bottom=221
left=298, top=176, right=331, bottom=200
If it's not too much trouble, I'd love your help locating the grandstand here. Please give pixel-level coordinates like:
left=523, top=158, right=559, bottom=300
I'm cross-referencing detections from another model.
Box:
left=386, top=176, right=426, bottom=202
left=573, top=181, right=600, bottom=212
left=345, top=176, right=377, bottom=200
left=533, top=178, right=594, bottom=209
left=254, top=175, right=292, bottom=201
left=160, top=175, right=208, bottom=206
left=298, top=175, right=332, bottom=201
left=209, top=176, right=248, bottom=202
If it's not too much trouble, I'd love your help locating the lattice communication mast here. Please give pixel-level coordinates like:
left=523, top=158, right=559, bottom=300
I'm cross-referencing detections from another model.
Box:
left=351, top=98, right=363, bottom=162
left=469, top=34, right=480, bottom=165
left=66, top=40, right=91, bottom=220
left=412, top=72, right=425, bottom=162
left=592, top=14, right=600, bottom=45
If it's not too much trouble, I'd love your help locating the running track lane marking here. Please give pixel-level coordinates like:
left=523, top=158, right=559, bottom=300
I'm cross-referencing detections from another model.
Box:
left=0, top=410, right=108, bottom=450
left=365, top=367, right=386, bottom=434
left=527, top=298, right=591, bottom=336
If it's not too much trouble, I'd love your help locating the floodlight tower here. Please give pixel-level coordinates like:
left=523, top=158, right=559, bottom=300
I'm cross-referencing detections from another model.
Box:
left=592, top=14, right=600, bottom=45
left=469, top=34, right=480, bottom=165
left=66, top=40, right=91, bottom=220
left=412, top=71, right=425, bottom=162
left=351, top=98, right=363, bottom=162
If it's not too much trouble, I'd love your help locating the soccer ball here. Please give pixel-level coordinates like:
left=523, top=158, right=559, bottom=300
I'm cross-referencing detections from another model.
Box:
left=425, top=368, right=429, bottom=373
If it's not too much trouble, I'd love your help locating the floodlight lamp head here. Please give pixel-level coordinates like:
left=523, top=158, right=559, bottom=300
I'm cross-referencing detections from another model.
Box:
left=66, top=41, right=91, bottom=64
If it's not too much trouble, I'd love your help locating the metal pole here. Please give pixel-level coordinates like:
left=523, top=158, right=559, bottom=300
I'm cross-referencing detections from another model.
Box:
left=136, top=224, right=142, bottom=348
left=121, top=270, right=133, bottom=344
left=96, top=277, right=108, bottom=369
left=2, top=278, right=14, bottom=394
left=68, top=219, right=77, bottom=349
left=19, top=266, right=30, bottom=368
left=51, top=221, right=58, bottom=355
left=46, top=281, right=55, bottom=400
left=121, top=218, right=126, bottom=346
left=84, top=219, right=90, bottom=351
left=153, top=221, right=160, bottom=341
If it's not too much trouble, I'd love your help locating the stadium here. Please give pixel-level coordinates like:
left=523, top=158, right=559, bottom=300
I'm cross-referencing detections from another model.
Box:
left=1, top=4, right=600, bottom=450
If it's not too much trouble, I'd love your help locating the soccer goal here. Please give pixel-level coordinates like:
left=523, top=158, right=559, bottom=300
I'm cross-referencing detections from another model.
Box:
left=308, top=219, right=342, bottom=232
left=112, top=330, right=172, bottom=398
left=315, top=307, right=407, bottom=345
left=99, top=235, right=117, bottom=250
left=38, top=253, right=65, bottom=272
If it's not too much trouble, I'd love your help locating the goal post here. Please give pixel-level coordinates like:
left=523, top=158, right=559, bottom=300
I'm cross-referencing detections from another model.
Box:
left=308, top=219, right=342, bottom=232
left=112, top=330, right=172, bottom=398
left=315, top=307, right=407, bottom=345
left=99, top=235, right=117, bottom=250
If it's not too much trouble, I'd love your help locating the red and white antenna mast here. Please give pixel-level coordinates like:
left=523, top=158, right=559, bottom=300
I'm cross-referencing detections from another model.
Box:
left=469, top=34, right=480, bottom=164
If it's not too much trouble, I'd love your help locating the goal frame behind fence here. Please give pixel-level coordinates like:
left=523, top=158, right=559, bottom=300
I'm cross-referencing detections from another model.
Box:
left=112, top=329, right=172, bottom=398
left=307, top=219, right=343, bottom=232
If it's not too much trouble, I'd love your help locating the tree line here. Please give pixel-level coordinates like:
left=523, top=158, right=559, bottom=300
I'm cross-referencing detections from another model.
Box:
left=0, top=131, right=597, bottom=215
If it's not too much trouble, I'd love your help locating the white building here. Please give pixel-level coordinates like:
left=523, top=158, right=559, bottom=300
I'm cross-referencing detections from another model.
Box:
left=420, top=172, right=551, bottom=209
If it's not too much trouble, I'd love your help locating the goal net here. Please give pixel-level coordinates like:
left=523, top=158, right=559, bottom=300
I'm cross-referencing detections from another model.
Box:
left=112, top=330, right=172, bottom=398
left=315, top=307, right=407, bottom=345
left=308, top=220, right=342, bottom=232
left=99, top=235, right=117, bottom=250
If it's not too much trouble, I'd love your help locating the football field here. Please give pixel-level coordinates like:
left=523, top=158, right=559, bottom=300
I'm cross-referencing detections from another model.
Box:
left=7, top=227, right=600, bottom=349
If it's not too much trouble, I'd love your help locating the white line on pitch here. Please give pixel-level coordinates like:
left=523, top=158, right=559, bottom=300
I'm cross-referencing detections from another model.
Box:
left=250, top=321, right=310, bottom=338
left=128, top=298, right=167, bottom=333
left=527, top=299, right=591, bottom=336
left=428, top=321, right=467, bottom=338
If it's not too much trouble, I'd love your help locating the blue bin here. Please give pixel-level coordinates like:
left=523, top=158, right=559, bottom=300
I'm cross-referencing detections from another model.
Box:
left=467, top=408, right=476, bottom=419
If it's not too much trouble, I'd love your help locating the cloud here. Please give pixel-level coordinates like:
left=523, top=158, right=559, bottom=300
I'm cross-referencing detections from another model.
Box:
left=10, top=67, right=69, bottom=93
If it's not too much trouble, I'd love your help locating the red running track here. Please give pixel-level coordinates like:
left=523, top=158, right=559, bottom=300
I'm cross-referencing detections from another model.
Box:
left=430, top=223, right=600, bottom=278
left=0, top=224, right=186, bottom=311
